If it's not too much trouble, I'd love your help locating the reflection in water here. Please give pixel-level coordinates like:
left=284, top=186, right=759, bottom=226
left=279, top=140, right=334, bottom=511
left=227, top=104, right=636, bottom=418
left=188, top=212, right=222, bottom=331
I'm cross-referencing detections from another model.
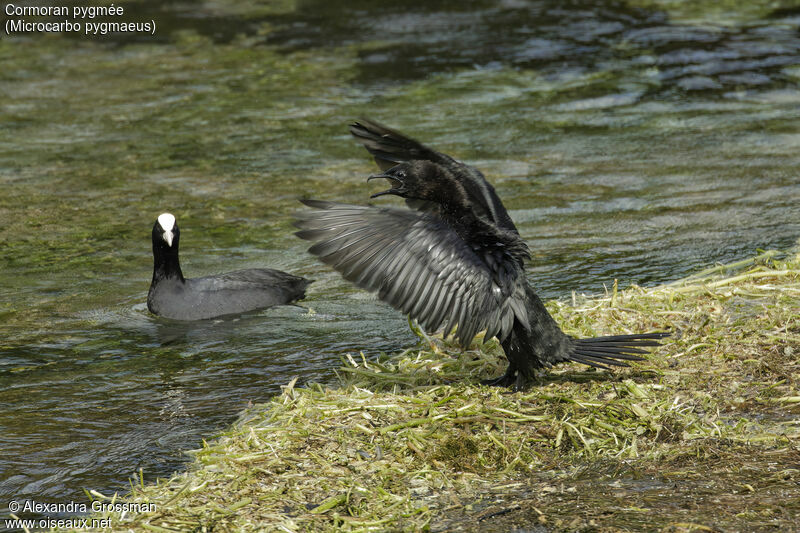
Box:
left=0, top=0, right=799, bottom=519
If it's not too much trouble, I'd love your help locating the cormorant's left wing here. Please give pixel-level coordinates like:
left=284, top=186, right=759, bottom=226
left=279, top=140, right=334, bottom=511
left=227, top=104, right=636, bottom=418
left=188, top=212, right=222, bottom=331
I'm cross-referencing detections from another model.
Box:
left=350, top=119, right=518, bottom=234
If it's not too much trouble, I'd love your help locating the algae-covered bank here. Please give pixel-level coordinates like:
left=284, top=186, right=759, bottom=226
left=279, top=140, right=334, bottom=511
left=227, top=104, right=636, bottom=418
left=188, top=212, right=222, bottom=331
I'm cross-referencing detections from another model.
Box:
left=66, top=250, right=799, bottom=532
left=4, top=0, right=800, bottom=514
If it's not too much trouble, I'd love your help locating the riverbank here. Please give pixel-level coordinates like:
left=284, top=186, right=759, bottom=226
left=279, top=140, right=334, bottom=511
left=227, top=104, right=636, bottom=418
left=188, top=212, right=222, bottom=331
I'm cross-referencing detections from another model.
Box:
left=76, top=249, right=799, bottom=532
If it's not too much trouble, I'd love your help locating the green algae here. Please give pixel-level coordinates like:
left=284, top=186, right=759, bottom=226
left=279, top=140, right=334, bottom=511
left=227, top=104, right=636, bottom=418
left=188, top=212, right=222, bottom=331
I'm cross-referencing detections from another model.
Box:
left=71, top=249, right=800, bottom=532
left=2, top=0, right=800, bottom=514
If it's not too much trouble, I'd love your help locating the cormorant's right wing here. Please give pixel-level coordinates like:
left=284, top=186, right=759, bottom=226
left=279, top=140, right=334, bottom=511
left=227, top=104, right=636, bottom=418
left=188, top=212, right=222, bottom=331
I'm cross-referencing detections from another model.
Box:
left=295, top=200, right=527, bottom=346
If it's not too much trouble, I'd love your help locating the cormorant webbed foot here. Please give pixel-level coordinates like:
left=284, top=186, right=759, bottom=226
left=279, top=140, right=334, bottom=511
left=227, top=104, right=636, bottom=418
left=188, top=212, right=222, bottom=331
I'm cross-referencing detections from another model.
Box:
left=481, top=366, right=517, bottom=388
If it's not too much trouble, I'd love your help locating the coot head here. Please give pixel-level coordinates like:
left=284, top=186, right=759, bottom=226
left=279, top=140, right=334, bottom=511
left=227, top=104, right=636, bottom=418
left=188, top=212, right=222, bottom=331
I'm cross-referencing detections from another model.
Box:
left=153, top=212, right=180, bottom=251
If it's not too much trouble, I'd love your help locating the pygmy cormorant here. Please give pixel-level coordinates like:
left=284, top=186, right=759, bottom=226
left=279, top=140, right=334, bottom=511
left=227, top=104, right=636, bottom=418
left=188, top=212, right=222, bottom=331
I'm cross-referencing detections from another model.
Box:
left=295, top=120, right=667, bottom=389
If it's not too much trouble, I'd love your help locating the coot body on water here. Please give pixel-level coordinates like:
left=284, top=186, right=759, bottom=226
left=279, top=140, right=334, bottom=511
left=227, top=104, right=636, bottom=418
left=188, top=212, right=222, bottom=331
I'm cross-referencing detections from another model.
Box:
left=148, top=213, right=310, bottom=321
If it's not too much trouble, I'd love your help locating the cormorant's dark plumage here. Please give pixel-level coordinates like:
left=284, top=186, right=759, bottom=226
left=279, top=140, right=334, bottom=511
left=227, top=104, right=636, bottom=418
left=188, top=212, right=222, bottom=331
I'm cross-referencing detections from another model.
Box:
left=148, top=213, right=310, bottom=321
left=349, top=119, right=518, bottom=232
left=296, top=120, right=667, bottom=389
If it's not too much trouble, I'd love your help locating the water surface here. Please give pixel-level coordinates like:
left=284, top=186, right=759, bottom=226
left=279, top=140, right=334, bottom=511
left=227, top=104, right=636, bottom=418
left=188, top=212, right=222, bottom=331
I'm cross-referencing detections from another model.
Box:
left=1, top=0, right=799, bottom=520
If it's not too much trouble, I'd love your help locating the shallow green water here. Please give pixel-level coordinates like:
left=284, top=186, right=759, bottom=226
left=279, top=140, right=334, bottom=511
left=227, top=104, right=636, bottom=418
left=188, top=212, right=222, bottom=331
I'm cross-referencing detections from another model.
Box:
left=1, top=0, right=799, bottom=520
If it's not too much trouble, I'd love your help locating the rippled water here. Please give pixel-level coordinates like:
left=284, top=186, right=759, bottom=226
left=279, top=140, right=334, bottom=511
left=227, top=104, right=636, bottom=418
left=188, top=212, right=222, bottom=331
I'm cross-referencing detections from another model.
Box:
left=1, top=0, right=799, bottom=522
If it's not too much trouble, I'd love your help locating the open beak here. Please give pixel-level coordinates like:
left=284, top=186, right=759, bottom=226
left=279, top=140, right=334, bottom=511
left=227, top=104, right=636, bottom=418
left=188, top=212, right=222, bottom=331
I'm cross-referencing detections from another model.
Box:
left=163, top=230, right=174, bottom=247
left=367, top=173, right=403, bottom=199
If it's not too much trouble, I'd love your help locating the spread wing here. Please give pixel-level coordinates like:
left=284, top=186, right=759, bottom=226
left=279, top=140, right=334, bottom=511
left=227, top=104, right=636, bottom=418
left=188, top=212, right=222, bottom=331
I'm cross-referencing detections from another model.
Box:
left=349, top=118, right=519, bottom=233
left=349, top=118, right=450, bottom=171
left=294, top=200, right=527, bottom=347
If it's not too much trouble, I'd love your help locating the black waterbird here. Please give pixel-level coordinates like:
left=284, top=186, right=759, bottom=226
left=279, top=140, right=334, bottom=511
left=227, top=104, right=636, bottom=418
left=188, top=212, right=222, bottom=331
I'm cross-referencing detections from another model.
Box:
left=295, top=120, right=668, bottom=389
left=148, top=213, right=310, bottom=320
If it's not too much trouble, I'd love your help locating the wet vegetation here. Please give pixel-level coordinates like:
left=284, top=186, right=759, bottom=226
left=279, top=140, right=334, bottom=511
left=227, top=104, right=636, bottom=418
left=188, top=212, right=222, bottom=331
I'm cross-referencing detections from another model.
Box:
left=1, top=0, right=799, bottom=524
left=79, top=249, right=800, bottom=531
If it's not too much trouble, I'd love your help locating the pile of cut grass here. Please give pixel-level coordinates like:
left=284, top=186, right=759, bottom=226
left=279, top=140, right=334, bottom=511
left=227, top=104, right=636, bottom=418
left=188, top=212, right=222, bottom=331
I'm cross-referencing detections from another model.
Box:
left=75, top=248, right=799, bottom=532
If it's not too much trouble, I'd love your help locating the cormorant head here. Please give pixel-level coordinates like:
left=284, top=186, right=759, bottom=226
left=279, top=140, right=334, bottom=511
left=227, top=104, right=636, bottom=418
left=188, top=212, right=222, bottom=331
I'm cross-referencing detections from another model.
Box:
left=367, top=161, right=450, bottom=202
